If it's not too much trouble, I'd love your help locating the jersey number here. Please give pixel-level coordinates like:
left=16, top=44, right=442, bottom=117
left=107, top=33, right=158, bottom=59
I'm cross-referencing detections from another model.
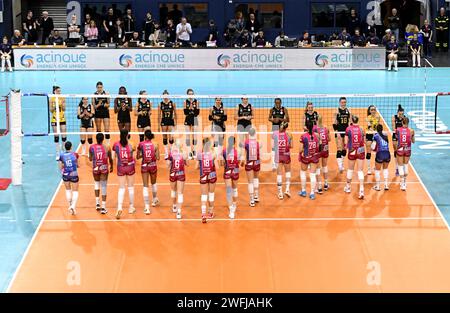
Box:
left=121, top=151, right=128, bottom=159
left=145, top=150, right=152, bottom=159
left=65, top=159, right=72, bottom=167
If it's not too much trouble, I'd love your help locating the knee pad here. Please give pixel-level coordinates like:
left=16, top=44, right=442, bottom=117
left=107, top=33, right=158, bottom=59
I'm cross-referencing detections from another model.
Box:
left=163, top=138, right=168, bottom=146
left=54, top=136, right=60, bottom=143
left=233, top=188, right=238, bottom=198
left=100, top=180, right=107, bottom=196
left=177, top=194, right=183, bottom=204
left=357, top=170, right=364, bottom=181
left=62, top=137, right=67, bottom=142
left=169, top=139, right=174, bottom=145
left=346, top=169, right=354, bottom=180
left=201, top=194, right=208, bottom=203
left=105, top=134, right=110, bottom=140
left=366, top=153, right=371, bottom=160
left=139, top=134, right=144, bottom=142
left=94, top=180, right=100, bottom=191
left=171, top=190, right=177, bottom=198
left=88, top=138, right=93, bottom=145
left=208, top=192, right=215, bottom=202
left=81, top=139, right=86, bottom=145
left=336, top=150, right=342, bottom=158
left=341, top=150, right=347, bottom=157
left=192, top=139, right=198, bottom=146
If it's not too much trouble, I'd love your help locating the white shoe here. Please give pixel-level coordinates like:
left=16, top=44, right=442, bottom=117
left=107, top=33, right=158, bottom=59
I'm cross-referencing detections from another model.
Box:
left=55, top=153, right=60, bottom=161
left=69, top=207, right=76, bottom=215
left=344, top=185, right=351, bottom=193
left=384, top=184, right=389, bottom=190
left=254, top=195, right=260, bottom=203
left=144, top=205, right=151, bottom=215
left=128, top=207, right=136, bottom=214
left=250, top=200, right=255, bottom=207
left=229, top=206, right=235, bottom=219
left=176, top=211, right=182, bottom=219
left=284, top=190, right=291, bottom=198
left=116, top=208, right=123, bottom=219
left=277, top=191, right=284, bottom=200
left=373, top=185, right=381, bottom=191
left=172, top=205, right=177, bottom=213
left=151, top=197, right=160, bottom=207
left=400, top=182, right=406, bottom=191
left=358, top=191, right=364, bottom=199
left=367, top=168, right=372, bottom=175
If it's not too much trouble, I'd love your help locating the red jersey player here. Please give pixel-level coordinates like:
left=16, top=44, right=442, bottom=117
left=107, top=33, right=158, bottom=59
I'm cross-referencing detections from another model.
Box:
left=396, top=117, right=415, bottom=191
left=243, top=128, right=261, bottom=209
left=272, top=122, right=293, bottom=199
left=313, top=116, right=331, bottom=192
left=222, top=136, right=240, bottom=219
left=196, top=137, right=217, bottom=223
left=168, top=141, right=188, bottom=219
left=299, top=121, right=321, bottom=200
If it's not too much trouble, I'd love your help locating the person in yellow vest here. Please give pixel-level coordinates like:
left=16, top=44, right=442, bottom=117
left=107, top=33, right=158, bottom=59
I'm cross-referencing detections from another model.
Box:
left=365, top=105, right=380, bottom=175
left=50, top=86, right=67, bottom=160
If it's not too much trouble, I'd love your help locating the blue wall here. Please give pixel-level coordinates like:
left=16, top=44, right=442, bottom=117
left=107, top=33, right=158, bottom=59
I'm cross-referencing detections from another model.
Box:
left=0, top=0, right=12, bottom=39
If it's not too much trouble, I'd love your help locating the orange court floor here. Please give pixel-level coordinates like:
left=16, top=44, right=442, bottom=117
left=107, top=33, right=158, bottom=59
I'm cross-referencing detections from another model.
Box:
left=7, top=109, right=450, bottom=293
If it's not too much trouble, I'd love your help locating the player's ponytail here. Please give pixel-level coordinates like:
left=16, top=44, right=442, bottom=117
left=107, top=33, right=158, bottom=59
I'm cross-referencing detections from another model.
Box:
left=280, top=121, right=289, bottom=131
left=120, top=129, right=128, bottom=147
left=376, top=124, right=387, bottom=142
left=397, top=104, right=404, bottom=113
left=162, top=89, right=169, bottom=95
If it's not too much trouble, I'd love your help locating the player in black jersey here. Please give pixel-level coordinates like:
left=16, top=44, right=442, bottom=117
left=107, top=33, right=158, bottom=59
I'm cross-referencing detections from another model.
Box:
left=77, top=97, right=95, bottom=155
left=235, top=97, right=254, bottom=148
left=209, top=97, right=227, bottom=157
left=303, top=101, right=320, bottom=131
left=135, top=90, right=152, bottom=142
left=158, top=90, right=177, bottom=158
left=183, top=89, right=200, bottom=159
left=114, top=86, right=133, bottom=132
left=268, top=98, right=290, bottom=169
left=333, top=97, right=352, bottom=173
left=92, top=82, right=111, bottom=144
left=391, top=104, right=405, bottom=176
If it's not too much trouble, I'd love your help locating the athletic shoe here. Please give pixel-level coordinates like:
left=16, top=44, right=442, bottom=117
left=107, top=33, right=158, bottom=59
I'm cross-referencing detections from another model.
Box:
left=176, top=211, right=182, bottom=219
left=96, top=204, right=101, bottom=211
left=367, top=168, right=372, bottom=175
left=55, top=154, right=60, bottom=161
left=69, top=207, right=76, bottom=215
left=151, top=197, right=160, bottom=207
left=384, top=184, right=389, bottom=190
left=298, top=190, right=307, bottom=197
left=229, top=211, right=235, bottom=219
left=202, top=214, right=207, bottom=223
left=317, top=188, right=323, bottom=195
left=309, top=193, right=316, bottom=200
left=192, top=150, right=197, bottom=159
left=400, top=183, right=406, bottom=191
left=344, top=185, right=351, bottom=193
left=254, top=195, right=260, bottom=203
left=128, top=207, right=136, bottom=214
left=172, top=205, right=177, bottom=213
left=395, top=169, right=399, bottom=177
left=100, top=208, right=107, bottom=214
left=324, top=183, right=329, bottom=191
left=188, top=151, right=193, bottom=160
left=250, top=201, right=255, bottom=207
left=373, top=185, right=381, bottom=191
left=144, top=205, right=151, bottom=215
left=358, top=191, right=364, bottom=199
left=116, top=209, right=122, bottom=220
left=208, top=211, right=215, bottom=219
left=277, top=192, right=284, bottom=200
left=338, top=166, right=344, bottom=174
left=284, top=190, right=291, bottom=198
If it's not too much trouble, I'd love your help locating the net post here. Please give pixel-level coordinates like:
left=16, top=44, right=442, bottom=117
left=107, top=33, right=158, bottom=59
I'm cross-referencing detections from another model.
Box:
left=9, top=91, right=22, bottom=186
left=434, top=93, right=439, bottom=133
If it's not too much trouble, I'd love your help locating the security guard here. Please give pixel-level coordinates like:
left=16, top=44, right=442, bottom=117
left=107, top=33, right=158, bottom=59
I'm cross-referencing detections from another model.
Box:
left=435, top=7, right=449, bottom=52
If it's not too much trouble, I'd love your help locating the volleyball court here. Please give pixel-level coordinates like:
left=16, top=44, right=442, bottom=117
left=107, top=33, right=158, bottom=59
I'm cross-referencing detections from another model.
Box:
left=6, top=92, right=450, bottom=292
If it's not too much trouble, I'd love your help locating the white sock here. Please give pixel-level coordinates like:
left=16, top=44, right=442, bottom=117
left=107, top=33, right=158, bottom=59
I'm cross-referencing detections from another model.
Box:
left=358, top=170, right=364, bottom=192
left=316, top=168, right=321, bottom=187
left=337, top=157, right=343, bottom=169
left=375, top=170, right=381, bottom=185
left=177, top=194, right=183, bottom=213
left=201, top=204, right=207, bottom=215
left=300, top=170, right=307, bottom=191
left=394, top=60, right=398, bottom=69
left=118, top=187, right=125, bottom=210
left=412, top=55, right=416, bottom=67
left=55, top=142, right=60, bottom=155
left=95, top=197, right=100, bottom=206
left=271, top=150, right=276, bottom=165
left=323, top=166, right=329, bottom=183
left=151, top=184, right=157, bottom=198
left=388, top=60, right=392, bottom=70
left=248, top=183, right=255, bottom=202
left=143, top=187, right=149, bottom=205
left=383, top=169, right=389, bottom=185
left=102, top=200, right=106, bottom=209
left=164, top=144, right=169, bottom=156
left=310, top=173, right=316, bottom=194
left=128, top=187, right=135, bottom=207
left=65, top=189, right=72, bottom=205
left=71, top=191, right=79, bottom=210
left=285, top=172, right=291, bottom=191
left=1, top=60, right=4, bottom=71
left=366, top=158, right=371, bottom=170
left=253, top=178, right=259, bottom=197
left=277, top=175, right=282, bottom=192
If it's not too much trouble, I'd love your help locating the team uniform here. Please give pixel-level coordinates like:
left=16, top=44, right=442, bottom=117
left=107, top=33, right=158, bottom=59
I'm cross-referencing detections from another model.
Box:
left=138, top=141, right=158, bottom=174
left=304, top=111, right=319, bottom=128
left=392, top=114, right=404, bottom=141
left=244, top=138, right=261, bottom=172
left=373, top=133, right=391, bottom=163
left=299, top=132, right=320, bottom=164
left=50, top=96, right=66, bottom=127
left=313, top=125, right=330, bottom=158
left=116, top=97, right=132, bottom=124
left=94, top=91, right=110, bottom=119
left=273, top=131, right=291, bottom=164
left=270, top=106, right=287, bottom=130
left=113, top=142, right=136, bottom=176
left=396, top=127, right=412, bottom=157
left=223, top=148, right=240, bottom=180
left=184, top=99, right=199, bottom=126
left=60, top=151, right=79, bottom=182
left=136, top=99, right=152, bottom=128
left=79, top=102, right=94, bottom=129
left=90, top=144, right=109, bottom=175
left=160, top=100, right=175, bottom=126
left=366, top=115, right=379, bottom=141
left=211, top=103, right=226, bottom=132
left=198, top=152, right=217, bottom=184
left=346, top=125, right=365, bottom=160
left=168, top=151, right=186, bottom=182
left=237, top=103, right=253, bottom=131
left=335, top=107, right=351, bottom=138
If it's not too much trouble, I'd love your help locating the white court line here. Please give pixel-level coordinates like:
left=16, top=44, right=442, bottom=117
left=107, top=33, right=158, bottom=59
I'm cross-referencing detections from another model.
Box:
left=77, top=181, right=420, bottom=186
left=43, top=216, right=442, bottom=223
left=5, top=143, right=81, bottom=293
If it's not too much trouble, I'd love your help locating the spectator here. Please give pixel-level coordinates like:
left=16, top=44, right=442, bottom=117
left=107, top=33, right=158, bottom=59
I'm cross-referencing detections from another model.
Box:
left=67, top=14, right=81, bottom=46
left=435, top=7, right=449, bottom=52
left=11, top=30, right=26, bottom=46
left=169, top=4, right=183, bottom=25
left=270, top=10, right=282, bottom=28
left=23, top=10, right=37, bottom=43
left=409, top=33, right=421, bottom=67
left=338, top=28, right=351, bottom=45
left=234, top=11, right=245, bottom=36
left=237, top=29, right=252, bottom=48
left=328, top=32, right=339, bottom=42
left=365, top=30, right=380, bottom=46
left=386, top=35, right=399, bottom=71
left=405, top=24, right=420, bottom=45
left=382, top=29, right=392, bottom=46
left=253, top=30, right=266, bottom=47
left=245, top=13, right=260, bottom=38
left=299, top=31, right=312, bottom=46
left=387, top=8, right=401, bottom=42
left=48, top=30, right=65, bottom=46
left=123, top=8, right=135, bottom=41
left=420, top=19, right=433, bottom=58
left=143, top=12, right=155, bottom=44
left=207, top=19, right=219, bottom=46
left=112, top=18, right=126, bottom=45
left=224, top=19, right=239, bottom=47
left=176, top=17, right=192, bottom=47
left=351, top=28, right=366, bottom=47
left=103, top=7, right=116, bottom=43
left=36, top=11, right=54, bottom=45
left=85, top=20, right=99, bottom=46
left=160, top=4, right=169, bottom=25
left=1, top=36, right=13, bottom=72
left=165, top=19, right=177, bottom=46
left=274, top=30, right=289, bottom=47
left=149, top=22, right=166, bottom=46
left=83, top=13, right=93, bottom=40
left=347, top=9, right=361, bottom=35
left=124, top=31, right=144, bottom=47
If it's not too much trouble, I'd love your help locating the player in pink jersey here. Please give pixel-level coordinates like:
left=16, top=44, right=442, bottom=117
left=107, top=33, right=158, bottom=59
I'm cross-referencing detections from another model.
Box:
left=242, top=128, right=262, bottom=209
left=313, top=116, right=331, bottom=192
left=196, top=137, right=218, bottom=223
left=89, top=132, right=113, bottom=214
left=221, top=136, right=240, bottom=219
left=137, top=129, right=160, bottom=214
left=113, top=129, right=136, bottom=219
left=299, top=121, right=321, bottom=200
left=168, top=141, right=188, bottom=219
left=396, top=117, right=415, bottom=191
left=272, top=121, right=293, bottom=199
left=344, top=115, right=366, bottom=199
